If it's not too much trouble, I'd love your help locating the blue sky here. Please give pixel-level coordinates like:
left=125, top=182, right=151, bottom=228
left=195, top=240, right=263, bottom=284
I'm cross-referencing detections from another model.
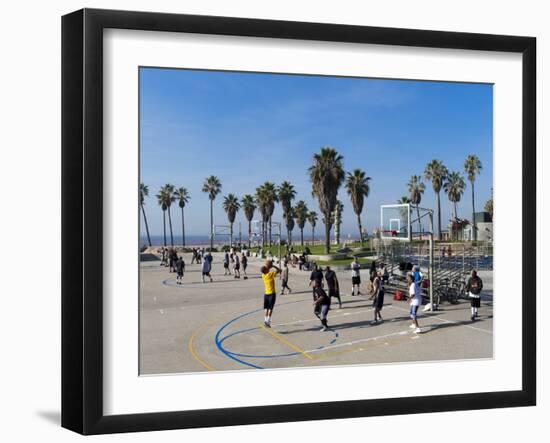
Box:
left=139, top=67, right=493, bottom=238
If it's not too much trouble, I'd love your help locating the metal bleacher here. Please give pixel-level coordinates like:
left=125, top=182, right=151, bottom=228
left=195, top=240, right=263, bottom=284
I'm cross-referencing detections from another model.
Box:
left=377, top=242, right=492, bottom=303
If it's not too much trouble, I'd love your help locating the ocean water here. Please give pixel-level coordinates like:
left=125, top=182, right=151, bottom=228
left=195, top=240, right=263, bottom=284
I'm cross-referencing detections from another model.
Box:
left=140, top=235, right=213, bottom=247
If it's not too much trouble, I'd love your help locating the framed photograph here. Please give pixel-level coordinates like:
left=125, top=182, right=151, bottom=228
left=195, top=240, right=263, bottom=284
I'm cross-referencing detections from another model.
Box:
left=61, top=8, right=536, bottom=435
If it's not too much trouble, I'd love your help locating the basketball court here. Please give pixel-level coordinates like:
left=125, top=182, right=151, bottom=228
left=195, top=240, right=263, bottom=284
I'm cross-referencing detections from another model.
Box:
left=140, top=203, right=493, bottom=374
left=139, top=255, right=493, bottom=375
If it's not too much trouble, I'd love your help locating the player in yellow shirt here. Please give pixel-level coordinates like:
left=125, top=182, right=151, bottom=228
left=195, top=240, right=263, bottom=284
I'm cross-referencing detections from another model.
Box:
left=261, top=260, right=281, bottom=328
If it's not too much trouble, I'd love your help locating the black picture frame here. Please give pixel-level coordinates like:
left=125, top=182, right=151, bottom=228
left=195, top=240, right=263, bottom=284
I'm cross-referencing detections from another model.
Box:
left=62, top=8, right=536, bottom=435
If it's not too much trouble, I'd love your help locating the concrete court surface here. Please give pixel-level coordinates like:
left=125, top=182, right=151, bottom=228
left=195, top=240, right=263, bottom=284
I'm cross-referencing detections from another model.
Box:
left=139, top=253, right=493, bottom=375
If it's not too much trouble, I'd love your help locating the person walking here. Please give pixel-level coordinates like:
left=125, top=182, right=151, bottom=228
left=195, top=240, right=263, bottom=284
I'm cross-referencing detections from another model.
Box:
left=241, top=253, right=248, bottom=279
left=309, top=263, right=324, bottom=299
left=201, top=254, right=213, bottom=283
left=281, top=261, right=292, bottom=294
left=175, top=256, right=185, bottom=285
left=198, top=247, right=204, bottom=264
left=407, top=273, right=422, bottom=333
left=351, top=257, right=362, bottom=296
left=169, top=249, right=177, bottom=273
left=324, top=266, right=342, bottom=309
left=261, top=260, right=281, bottom=328
left=313, top=281, right=331, bottom=332
left=233, top=253, right=241, bottom=279
left=466, top=269, right=483, bottom=321
left=223, top=251, right=231, bottom=275
left=371, top=270, right=385, bottom=324
left=369, top=260, right=377, bottom=283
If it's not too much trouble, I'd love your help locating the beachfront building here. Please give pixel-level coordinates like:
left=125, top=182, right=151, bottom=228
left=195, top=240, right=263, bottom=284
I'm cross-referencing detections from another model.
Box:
left=442, top=212, right=493, bottom=242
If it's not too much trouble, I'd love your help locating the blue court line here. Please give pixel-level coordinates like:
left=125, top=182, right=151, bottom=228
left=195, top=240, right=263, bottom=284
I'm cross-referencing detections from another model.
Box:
left=218, top=327, right=259, bottom=345
left=214, top=299, right=306, bottom=369
left=217, top=313, right=340, bottom=361
left=215, top=309, right=265, bottom=369
left=219, top=327, right=300, bottom=358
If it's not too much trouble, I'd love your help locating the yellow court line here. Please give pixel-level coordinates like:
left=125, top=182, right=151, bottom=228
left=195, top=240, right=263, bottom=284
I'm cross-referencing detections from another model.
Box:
left=188, top=324, right=217, bottom=371
left=259, top=324, right=314, bottom=360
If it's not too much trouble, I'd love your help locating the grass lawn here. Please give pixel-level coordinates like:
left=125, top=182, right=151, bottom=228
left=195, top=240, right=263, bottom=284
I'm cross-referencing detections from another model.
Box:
left=315, top=257, right=374, bottom=267
left=248, top=242, right=371, bottom=255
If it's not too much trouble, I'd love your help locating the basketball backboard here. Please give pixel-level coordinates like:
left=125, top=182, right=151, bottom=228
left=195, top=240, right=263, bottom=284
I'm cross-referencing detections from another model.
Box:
left=380, top=204, right=411, bottom=241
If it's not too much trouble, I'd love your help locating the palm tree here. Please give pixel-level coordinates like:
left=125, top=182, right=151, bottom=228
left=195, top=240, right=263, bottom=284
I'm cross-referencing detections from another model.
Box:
left=308, top=146, right=345, bottom=254
left=255, top=185, right=268, bottom=247
left=156, top=187, right=170, bottom=247
left=256, top=182, right=277, bottom=247
left=407, top=175, right=426, bottom=234
left=464, top=155, right=483, bottom=241
left=332, top=200, right=344, bottom=245
left=161, top=184, right=176, bottom=247
left=424, top=159, right=448, bottom=240
left=222, top=194, right=240, bottom=247
left=397, top=196, right=410, bottom=204
left=202, top=176, right=222, bottom=250
left=345, top=169, right=371, bottom=246
left=241, top=195, right=256, bottom=248
left=294, top=200, right=309, bottom=247
left=173, top=187, right=190, bottom=247
left=307, top=211, right=318, bottom=246
left=277, top=181, right=296, bottom=241
left=285, top=207, right=296, bottom=248
left=444, top=171, right=466, bottom=238
left=139, top=183, right=152, bottom=247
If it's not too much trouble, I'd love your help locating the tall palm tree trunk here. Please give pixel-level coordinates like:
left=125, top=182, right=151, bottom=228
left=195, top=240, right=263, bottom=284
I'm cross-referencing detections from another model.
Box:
left=210, top=199, right=214, bottom=250
left=162, top=210, right=167, bottom=247
left=453, top=201, right=458, bottom=240
left=471, top=181, right=476, bottom=241
left=268, top=216, right=272, bottom=247
left=416, top=205, right=421, bottom=235
left=141, top=204, right=152, bottom=246
left=300, top=228, right=304, bottom=247
left=181, top=207, right=186, bottom=247
left=436, top=191, right=442, bottom=240
left=324, top=214, right=331, bottom=254
left=167, top=207, right=174, bottom=247
left=312, top=226, right=315, bottom=245
left=248, top=220, right=251, bottom=249
left=356, top=213, right=363, bottom=246
left=230, top=222, right=233, bottom=247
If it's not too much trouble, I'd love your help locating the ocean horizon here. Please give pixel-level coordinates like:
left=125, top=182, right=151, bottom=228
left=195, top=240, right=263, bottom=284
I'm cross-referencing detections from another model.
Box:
left=140, top=233, right=360, bottom=247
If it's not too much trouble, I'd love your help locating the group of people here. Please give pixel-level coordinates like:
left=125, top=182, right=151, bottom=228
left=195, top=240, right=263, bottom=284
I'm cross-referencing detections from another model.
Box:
left=223, top=250, right=249, bottom=279
left=190, top=247, right=207, bottom=264
left=161, top=246, right=254, bottom=285
left=159, top=247, right=187, bottom=285
left=259, top=254, right=484, bottom=334
left=160, top=245, right=484, bottom=332
left=260, top=256, right=388, bottom=332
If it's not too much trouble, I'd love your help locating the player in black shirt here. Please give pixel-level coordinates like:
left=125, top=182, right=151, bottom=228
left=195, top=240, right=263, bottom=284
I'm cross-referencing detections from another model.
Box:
left=324, top=266, right=342, bottom=309
left=309, top=264, right=324, bottom=300
left=313, top=282, right=331, bottom=331
left=175, top=256, right=185, bottom=285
